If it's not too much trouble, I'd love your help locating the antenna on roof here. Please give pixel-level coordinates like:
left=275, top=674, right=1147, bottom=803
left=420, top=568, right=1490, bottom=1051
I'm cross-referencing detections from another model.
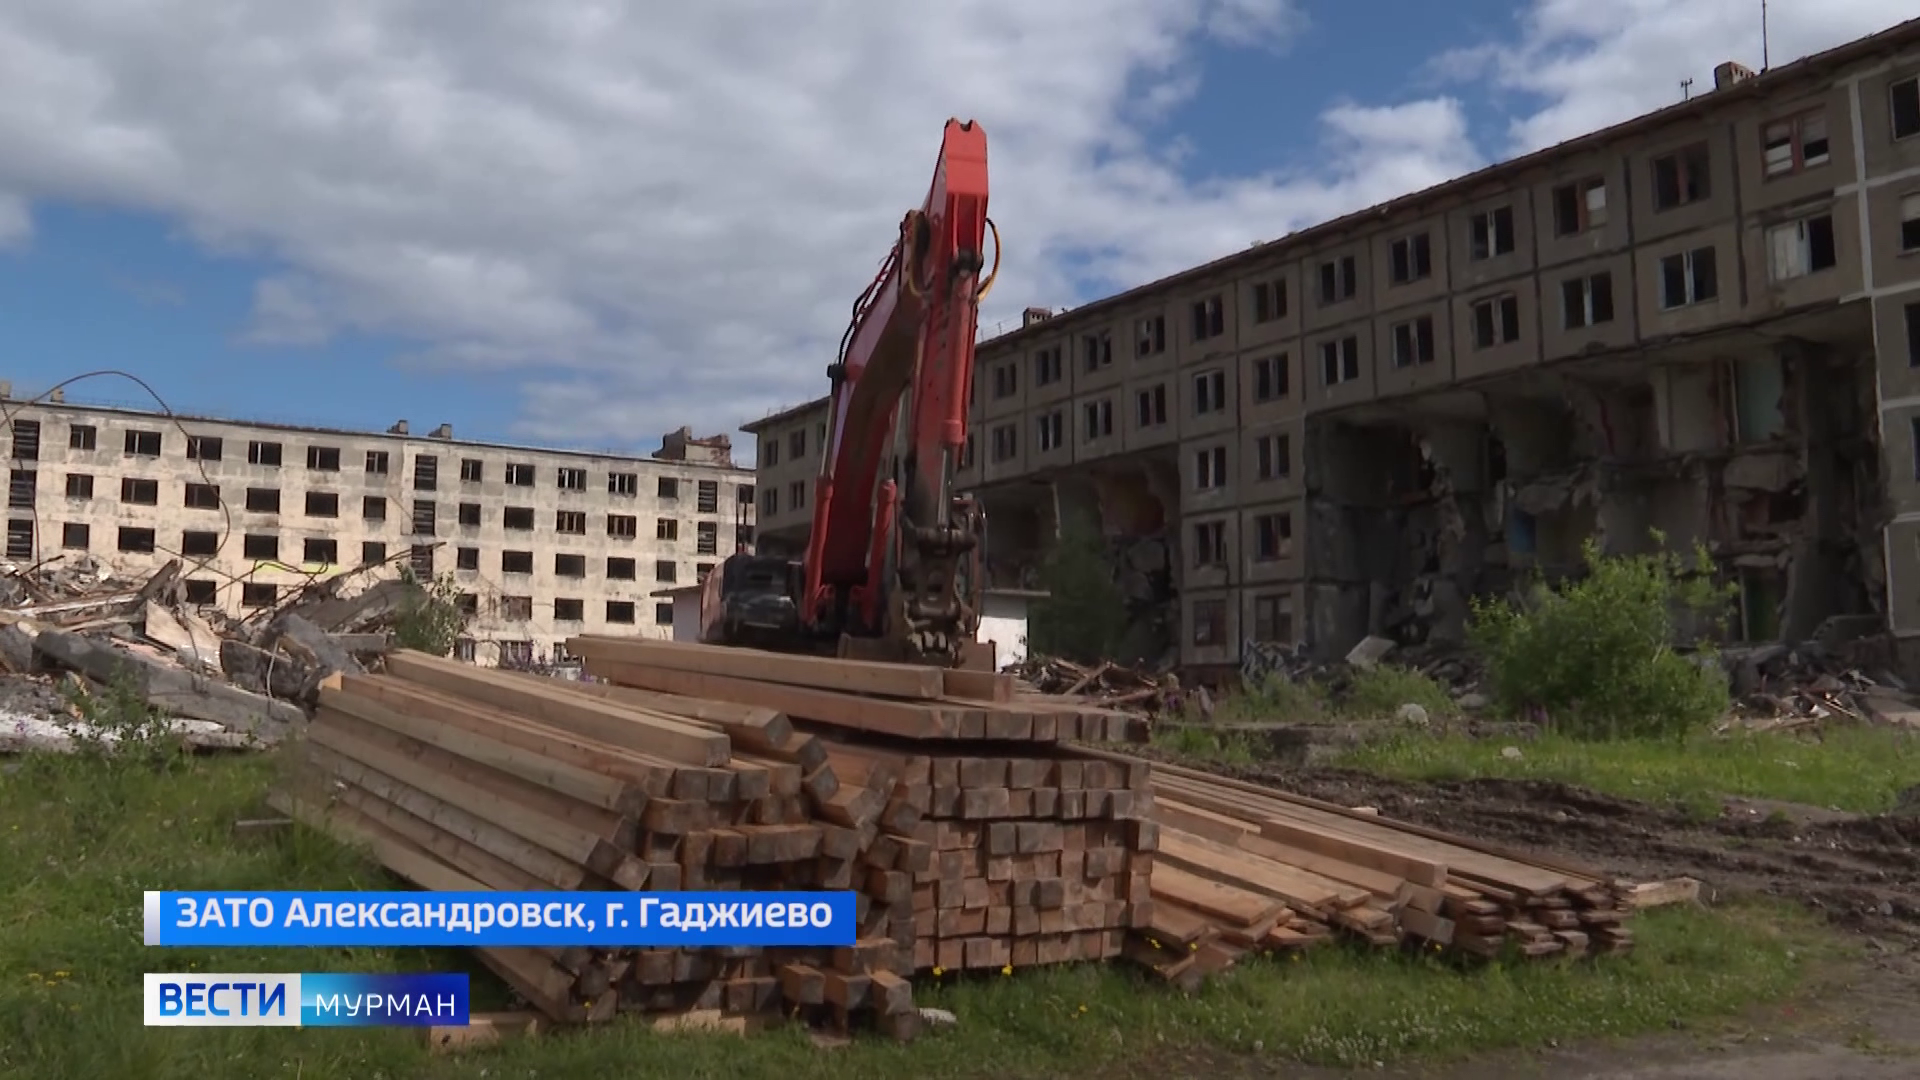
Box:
left=1680, top=77, right=1695, bottom=101
left=1760, top=0, right=1770, bottom=71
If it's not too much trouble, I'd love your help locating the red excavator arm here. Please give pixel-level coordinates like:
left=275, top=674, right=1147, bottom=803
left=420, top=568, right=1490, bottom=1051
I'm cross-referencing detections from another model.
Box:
left=803, top=119, right=997, bottom=666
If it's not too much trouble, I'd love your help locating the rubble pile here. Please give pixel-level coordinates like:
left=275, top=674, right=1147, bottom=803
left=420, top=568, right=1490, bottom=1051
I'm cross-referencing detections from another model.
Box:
left=1009, top=656, right=1175, bottom=712
left=0, top=555, right=404, bottom=753
left=1721, top=632, right=1920, bottom=730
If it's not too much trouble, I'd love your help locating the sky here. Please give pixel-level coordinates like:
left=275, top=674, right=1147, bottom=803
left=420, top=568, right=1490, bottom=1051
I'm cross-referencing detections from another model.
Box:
left=0, top=1, right=1914, bottom=461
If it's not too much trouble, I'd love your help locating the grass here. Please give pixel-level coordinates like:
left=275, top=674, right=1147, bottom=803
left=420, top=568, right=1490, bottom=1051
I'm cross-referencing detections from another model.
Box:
left=0, top=751, right=1848, bottom=1079
left=1334, top=724, right=1920, bottom=816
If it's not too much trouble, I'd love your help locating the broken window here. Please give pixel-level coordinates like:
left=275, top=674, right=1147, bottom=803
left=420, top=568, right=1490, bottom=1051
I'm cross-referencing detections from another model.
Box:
left=609, top=471, right=638, bottom=496
left=121, top=477, right=158, bottom=505
left=454, top=546, right=477, bottom=570
left=1767, top=214, right=1838, bottom=279
left=241, top=533, right=278, bottom=560
left=184, top=579, right=216, bottom=604
left=1651, top=144, right=1711, bottom=210
left=1317, top=255, right=1357, bottom=304
left=248, top=440, right=282, bottom=466
left=1762, top=111, right=1830, bottom=177
left=4, top=519, right=30, bottom=559
left=1135, top=384, right=1168, bottom=427
left=991, top=423, right=1018, bottom=461
left=658, top=476, right=678, bottom=499
left=304, top=491, right=339, bottom=517
left=656, top=559, right=677, bottom=583
left=1082, top=400, right=1113, bottom=442
left=1193, top=369, right=1227, bottom=415
left=240, top=582, right=277, bottom=608
left=1194, top=445, right=1227, bottom=490
left=186, top=435, right=223, bottom=461
left=1469, top=206, right=1515, bottom=260
left=124, top=429, right=161, bottom=456
left=118, top=526, right=156, bottom=554
left=183, top=482, right=220, bottom=510
left=455, top=501, right=479, bottom=526
left=1901, top=194, right=1920, bottom=253
left=366, top=450, right=390, bottom=474
left=68, top=424, right=95, bottom=451
left=761, top=488, right=779, bottom=515
left=697, top=562, right=715, bottom=584
left=1389, top=232, right=1432, bottom=283
left=1249, top=278, right=1287, bottom=323
left=1252, top=353, right=1288, bottom=402
left=656, top=517, right=679, bottom=541
left=4, top=421, right=34, bottom=463
left=788, top=480, right=804, bottom=508
left=1191, top=520, right=1225, bottom=567
left=412, top=500, right=437, bottom=535
left=65, top=473, right=93, bottom=499
left=1254, top=512, right=1293, bottom=560
left=608, top=513, right=638, bottom=539
left=1081, top=330, right=1113, bottom=371
left=1561, top=272, right=1616, bottom=329
left=1036, top=410, right=1065, bottom=452
left=62, top=522, right=89, bottom=551
left=1252, top=593, right=1294, bottom=643
left=182, top=529, right=218, bottom=557
left=1551, top=178, right=1607, bottom=236
left=555, top=553, right=587, bottom=577
left=245, top=487, right=279, bottom=513
left=606, top=600, right=636, bottom=624
left=1471, top=294, right=1522, bottom=348
left=1319, top=336, right=1360, bottom=386
left=789, top=428, right=806, bottom=458
left=505, top=462, right=535, bottom=486
left=697, top=479, right=718, bottom=513
left=1390, top=316, right=1436, bottom=368
left=502, top=550, right=533, bottom=574
left=1032, top=344, right=1064, bottom=385
left=304, top=538, right=338, bottom=565
left=557, top=466, right=587, bottom=491
left=696, top=521, right=718, bottom=555
left=504, top=506, right=534, bottom=530
left=413, top=454, right=438, bottom=491
left=455, top=458, right=481, bottom=483
left=1190, top=295, right=1225, bottom=341
left=607, top=556, right=636, bottom=580
left=306, top=445, right=341, bottom=471
left=554, top=598, right=584, bottom=622
left=362, top=495, right=387, bottom=521
left=1134, top=314, right=1167, bottom=357
left=655, top=603, right=674, bottom=626
left=1255, top=433, right=1290, bottom=481
left=6, top=470, right=32, bottom=509
left=1890, top=76, right=1919, bottom=140
left=364, top=541, right=389, bottom=566
left=555, top=510, right=587, bottom=534
left=992, top=363, right=1018, bottom=399
left=1190, top=598, right=1227, bottom=647
left=499, top=596, right=533, bottom=621
left=1658, top=247, right=1718, bottom=308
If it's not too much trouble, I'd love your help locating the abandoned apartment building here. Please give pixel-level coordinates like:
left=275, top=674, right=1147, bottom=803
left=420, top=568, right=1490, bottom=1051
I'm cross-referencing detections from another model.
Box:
left=747, top=18, right=1920, bottom=677
left=0, top=392, right=757, bottom=667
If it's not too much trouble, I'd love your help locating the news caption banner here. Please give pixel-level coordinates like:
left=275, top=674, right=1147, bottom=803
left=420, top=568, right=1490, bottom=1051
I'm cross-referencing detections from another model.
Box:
left=145, top=890, right=859, bottom=947
left=145, top=973, right=469, bottom=1027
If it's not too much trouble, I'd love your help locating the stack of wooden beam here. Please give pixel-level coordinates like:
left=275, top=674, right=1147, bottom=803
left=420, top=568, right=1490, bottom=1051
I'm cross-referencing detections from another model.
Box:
left=270, top=650, right=923, bottom=1037
left=565, top=636, right=1158, bottom=978
left=1091, top=754, right=1635, bottom=988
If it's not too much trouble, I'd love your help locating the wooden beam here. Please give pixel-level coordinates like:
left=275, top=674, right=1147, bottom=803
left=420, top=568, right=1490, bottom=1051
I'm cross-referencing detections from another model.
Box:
left=568, top=635, right=946, bottom=699
left=590, top=663, right=957, bottom=739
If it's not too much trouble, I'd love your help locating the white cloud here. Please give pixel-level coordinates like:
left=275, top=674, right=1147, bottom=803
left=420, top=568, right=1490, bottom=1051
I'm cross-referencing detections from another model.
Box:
left=0, top=192, right=29, bottom=249
left=0, top=0, right=1486, bottom=449
left=1445, top=1, right=1918, bottom=153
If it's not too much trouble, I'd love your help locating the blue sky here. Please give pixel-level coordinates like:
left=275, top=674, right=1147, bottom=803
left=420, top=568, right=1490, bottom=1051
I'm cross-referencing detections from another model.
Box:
left=0, top=1, right=1908, bottom=456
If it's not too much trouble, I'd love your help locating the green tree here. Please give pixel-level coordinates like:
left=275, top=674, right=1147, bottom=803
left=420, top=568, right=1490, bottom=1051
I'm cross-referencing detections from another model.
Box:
left=391, top=568, right=468, bottom=657
left=1026, top=523, right=1127, bottom=664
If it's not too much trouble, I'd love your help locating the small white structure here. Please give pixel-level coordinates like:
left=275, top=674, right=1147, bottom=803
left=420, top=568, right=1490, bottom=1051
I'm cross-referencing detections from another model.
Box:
left=652, top=584, right=707, bottom=643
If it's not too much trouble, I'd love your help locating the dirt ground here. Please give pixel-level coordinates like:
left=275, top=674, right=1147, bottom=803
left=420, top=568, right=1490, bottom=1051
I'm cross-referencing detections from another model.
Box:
left=1160, top=762, right=1920, bottom=1079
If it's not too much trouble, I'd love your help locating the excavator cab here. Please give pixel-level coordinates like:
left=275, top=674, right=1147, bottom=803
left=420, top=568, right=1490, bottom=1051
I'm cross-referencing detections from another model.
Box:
left=704, top=553, right=804, bottom=648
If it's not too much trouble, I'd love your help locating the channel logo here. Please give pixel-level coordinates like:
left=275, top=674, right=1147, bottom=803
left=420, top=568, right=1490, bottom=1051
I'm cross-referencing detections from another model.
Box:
left=143, top=973, right=469, bottom=1027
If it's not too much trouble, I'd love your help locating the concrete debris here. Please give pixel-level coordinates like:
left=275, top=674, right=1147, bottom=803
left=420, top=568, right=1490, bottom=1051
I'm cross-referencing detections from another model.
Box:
left=0, top=555, right=402, bottom=755
left=1720, top=632, right=1920, bottom=730
left=1010, top=655, right=1181, bottom=713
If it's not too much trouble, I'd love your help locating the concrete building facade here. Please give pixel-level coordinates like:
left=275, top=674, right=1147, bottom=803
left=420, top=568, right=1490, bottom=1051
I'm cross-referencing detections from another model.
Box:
left=742, top=398, right=831, bottom=557
left=0, top=396, right=755, bottom=666
left=744, top=18, right=1920, bottom=677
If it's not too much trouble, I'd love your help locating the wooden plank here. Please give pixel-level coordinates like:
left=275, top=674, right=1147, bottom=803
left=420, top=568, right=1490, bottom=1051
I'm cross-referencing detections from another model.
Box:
left=1156, top=800, right=1406, bottom=899
left=1149, top=864, right=1283, bottom=926
left=569, top=635, right=945, bottom=700
left=1156, top=832, right=1354, bottom=912
left=942, top=668, right=1013, bottom=704
left=593, top=663, right=956, bottom=739
left=1152, top=781, right=1448, bottom=888
left=534, top=659, right=797, bottom=752
left=382, top=651, right=731, bottom=766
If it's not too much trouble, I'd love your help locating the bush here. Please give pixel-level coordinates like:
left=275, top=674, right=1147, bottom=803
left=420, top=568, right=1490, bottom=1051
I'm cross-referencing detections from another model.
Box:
left=1026, top=524, right=1127, bottom=665
left=391, top=568, right=468, bottom=657
left=1222, top=673, right=1330, bottom=722
left=1469, top=537, right=1734, bottom=740
left=1342, top=664, right=1457, bottom=721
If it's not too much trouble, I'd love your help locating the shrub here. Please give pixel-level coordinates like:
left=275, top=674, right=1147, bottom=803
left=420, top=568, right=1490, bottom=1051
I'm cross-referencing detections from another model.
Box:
left=1027, top=524, right=1127, bottom=665
left=1341, top=664, right=1457, bottom=721
left=391, top=568, right=468, bottom=657
left=1469, top=537, right=1734, bottom=740
left=1223, top=673, right=1330, bottom=722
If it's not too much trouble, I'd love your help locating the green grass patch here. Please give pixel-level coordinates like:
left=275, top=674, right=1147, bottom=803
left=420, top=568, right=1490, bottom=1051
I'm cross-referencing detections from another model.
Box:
left=0, top=752, right=1843, bottom=1078
left=1334, top=725, right=1920, bottom=815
